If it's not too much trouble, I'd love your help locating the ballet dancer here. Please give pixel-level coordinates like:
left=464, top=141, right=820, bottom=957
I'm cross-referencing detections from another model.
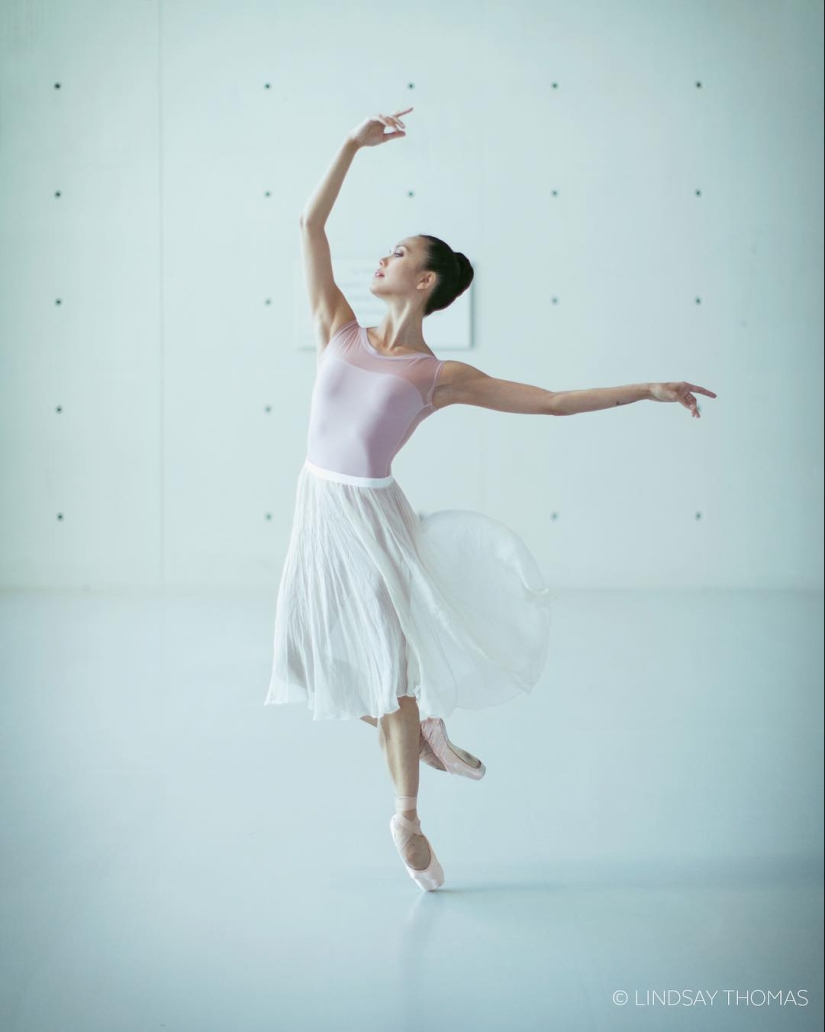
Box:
left=266, top=107, right=717, bottom=890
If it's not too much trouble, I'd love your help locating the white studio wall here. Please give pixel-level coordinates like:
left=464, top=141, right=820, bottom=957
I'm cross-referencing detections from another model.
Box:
left=0, top=0, right=822, bottom=591
left=1, top=7, right=822, bottom=1031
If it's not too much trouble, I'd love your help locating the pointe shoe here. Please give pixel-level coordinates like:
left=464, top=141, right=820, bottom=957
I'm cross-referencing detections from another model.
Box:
left=420, top=717, right=486, bottom=780
left=389, top=794, right=444, bottom=891
left=419, top=729, right=447, bottom=771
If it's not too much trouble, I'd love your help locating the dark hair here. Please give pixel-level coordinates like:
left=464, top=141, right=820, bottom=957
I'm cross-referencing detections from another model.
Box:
left=418, top=235, right=474, bottom=317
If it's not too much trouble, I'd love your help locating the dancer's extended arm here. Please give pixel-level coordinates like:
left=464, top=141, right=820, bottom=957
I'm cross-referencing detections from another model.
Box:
left=434, top=362, right=716, bottom=419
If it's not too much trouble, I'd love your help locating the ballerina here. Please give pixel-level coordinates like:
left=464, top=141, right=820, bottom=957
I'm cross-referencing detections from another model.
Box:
left=265, top=108, right=717, bottom=890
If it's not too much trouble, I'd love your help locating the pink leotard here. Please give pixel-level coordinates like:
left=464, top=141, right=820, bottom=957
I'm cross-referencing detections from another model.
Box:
left=305, top=319, right=444, bottom=479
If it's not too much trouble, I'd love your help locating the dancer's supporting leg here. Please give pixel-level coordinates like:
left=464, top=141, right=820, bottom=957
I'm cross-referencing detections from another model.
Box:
left=360, top=714, right=481, bottom=770
left=377, top=696, right=431, bottom=871
left=361, top=713, right=443, bottom=770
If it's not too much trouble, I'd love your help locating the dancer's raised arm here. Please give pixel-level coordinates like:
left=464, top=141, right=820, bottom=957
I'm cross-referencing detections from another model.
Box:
left=299, top=111, right=411, bottom=346
left=435, top=362, right=716, bottom=419
left=299, top=138, right=360, bottom=229
left=300, top=110, right=410, bottom=227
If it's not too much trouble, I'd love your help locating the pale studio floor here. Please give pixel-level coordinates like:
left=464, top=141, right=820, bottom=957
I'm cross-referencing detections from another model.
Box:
left=0, top=589, right=822, bottom=1032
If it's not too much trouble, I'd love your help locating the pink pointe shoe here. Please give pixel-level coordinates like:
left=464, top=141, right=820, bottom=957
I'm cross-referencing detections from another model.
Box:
left=389, top=795, right=444, bottom=891
left=418, top=729, right=448, bottom=771
left=420, top=717, right=486, bottom=780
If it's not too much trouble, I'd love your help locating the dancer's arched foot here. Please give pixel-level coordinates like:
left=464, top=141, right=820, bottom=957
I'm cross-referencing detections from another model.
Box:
left=420, top=717, right=486, bottom=779
left=419, top=724, right=481, bottom=771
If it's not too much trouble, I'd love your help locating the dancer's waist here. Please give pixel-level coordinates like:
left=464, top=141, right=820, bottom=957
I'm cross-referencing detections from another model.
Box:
left=303, top=458, right=395, bottom=488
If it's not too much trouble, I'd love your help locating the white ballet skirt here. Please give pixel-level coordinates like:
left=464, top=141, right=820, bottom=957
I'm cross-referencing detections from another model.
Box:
left=265, top=458, right=553, bottom=721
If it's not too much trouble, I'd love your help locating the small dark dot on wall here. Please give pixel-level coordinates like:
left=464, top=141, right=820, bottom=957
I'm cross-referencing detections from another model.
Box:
left=408, top=83, right=414, bottom=89
left=55, top=299, right=62, bottom=305
left=56, top=406, right=62, bottom=413
left=265, top=298, right=271, bottom=305
left=551, top=297, right=558, bottom=304
left=551, top=190, right=558, bottom=196
left=407, top=190, right=414, bottom=197
left=696, top=81, right=702, bottom=88
left=695, top=512, right=702, bottom=520
left=552, top=83, right=558, bottom=88
left=54, top=83, right=61, bottom=89
left=265, top=513, right=272, bottom=520
left=264, top=83, right=271, bottom=89
left=55, top=191, right=61, bottom=197
left=264, top=405, right=271, bottom=413
left=264, top=191, right=271, bottom=197
left=695, top=297, right=702, bottom=304
left=551, top=512, right=558, bottom=520
left=695, top=189, right=702, bottom=196
left=57, top=513, right=63, bottom=520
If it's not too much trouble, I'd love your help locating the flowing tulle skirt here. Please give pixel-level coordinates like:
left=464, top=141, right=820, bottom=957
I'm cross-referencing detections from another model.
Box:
left=265, top=458, right=553, bottom=721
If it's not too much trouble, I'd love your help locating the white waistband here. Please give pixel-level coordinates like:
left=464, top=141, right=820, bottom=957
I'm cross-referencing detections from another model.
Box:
left=303, top=458, right=395, bottom=488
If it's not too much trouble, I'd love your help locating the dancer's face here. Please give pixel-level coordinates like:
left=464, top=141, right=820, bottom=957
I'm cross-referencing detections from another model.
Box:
left=370, top=237, right=435, bottom=307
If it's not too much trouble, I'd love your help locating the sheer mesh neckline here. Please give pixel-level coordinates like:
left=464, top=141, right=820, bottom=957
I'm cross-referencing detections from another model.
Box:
left=361, top=325, right=435, bottom=361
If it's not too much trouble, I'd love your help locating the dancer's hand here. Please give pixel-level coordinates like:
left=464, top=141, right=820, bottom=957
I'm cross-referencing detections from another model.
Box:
left=347, top=108, right=413, bottom=149
left=649, top=381, right=718, bottom=418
